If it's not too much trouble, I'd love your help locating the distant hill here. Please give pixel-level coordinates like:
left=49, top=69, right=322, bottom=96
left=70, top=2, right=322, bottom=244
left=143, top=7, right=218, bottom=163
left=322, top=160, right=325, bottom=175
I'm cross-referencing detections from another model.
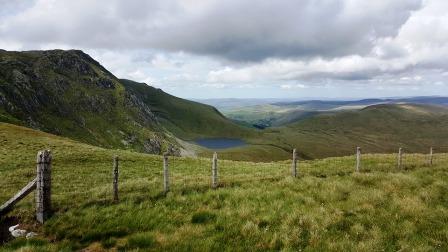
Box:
left=222, top=96, right=448, bottom=128
left=270, top=103, right=448, bottom=158
left=0, top=49, right=249, bottom=154
left=195, top=98, right=292, bottom=110
left=274, top=96, right=448, bottom=108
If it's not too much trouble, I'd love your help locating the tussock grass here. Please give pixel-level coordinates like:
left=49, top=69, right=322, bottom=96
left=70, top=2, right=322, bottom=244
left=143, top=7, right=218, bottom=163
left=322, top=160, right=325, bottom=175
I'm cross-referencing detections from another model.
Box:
left=1, top=123, right=448, bottom=251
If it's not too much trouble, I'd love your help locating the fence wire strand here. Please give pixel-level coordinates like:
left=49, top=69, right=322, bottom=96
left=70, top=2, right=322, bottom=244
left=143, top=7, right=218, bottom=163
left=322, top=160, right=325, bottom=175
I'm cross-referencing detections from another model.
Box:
left=3, top=147, right=448, bottom=210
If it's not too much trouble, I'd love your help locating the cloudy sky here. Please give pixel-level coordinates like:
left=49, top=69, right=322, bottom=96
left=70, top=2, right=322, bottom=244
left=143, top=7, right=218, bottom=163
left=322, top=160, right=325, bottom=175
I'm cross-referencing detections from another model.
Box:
left=1, top=0, right=447, bottom=99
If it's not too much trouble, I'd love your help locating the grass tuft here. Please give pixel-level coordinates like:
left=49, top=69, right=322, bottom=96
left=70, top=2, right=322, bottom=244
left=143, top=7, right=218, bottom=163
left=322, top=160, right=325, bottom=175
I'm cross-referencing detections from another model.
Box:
left=191, top=211, right=216, bottom=224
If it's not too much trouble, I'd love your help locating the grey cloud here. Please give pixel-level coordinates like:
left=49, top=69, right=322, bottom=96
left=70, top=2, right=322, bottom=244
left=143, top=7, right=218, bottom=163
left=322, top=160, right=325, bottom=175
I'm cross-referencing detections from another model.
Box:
left=1, top=0, right=422, bottom=62
left=300, top=72, right=374, bottom=81
left=156, top=0, right=422, bottom=61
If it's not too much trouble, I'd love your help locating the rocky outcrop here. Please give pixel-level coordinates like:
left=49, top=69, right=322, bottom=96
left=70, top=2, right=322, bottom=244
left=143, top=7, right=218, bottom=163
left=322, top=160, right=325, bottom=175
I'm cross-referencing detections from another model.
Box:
left=166, top=144, right=181, bottom=156
left=124, top=92, right=158, bottom=125
left=143, top=138, right=162, bottom=154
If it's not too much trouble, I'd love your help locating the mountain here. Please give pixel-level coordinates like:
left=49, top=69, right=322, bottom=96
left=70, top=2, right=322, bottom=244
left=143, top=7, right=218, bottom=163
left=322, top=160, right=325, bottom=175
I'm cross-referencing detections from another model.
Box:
left=0, top=49, right=249, bottom=155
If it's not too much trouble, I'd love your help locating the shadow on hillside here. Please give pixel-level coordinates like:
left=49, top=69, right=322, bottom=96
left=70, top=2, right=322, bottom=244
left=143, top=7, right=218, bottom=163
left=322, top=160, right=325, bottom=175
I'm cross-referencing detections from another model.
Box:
left=0, top=216, right=18, bottom=244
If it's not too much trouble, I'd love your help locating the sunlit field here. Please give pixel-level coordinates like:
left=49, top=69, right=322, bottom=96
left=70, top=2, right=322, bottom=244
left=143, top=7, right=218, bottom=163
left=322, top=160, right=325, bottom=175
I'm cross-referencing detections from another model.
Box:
left=1, top=123, right=448, bottom=251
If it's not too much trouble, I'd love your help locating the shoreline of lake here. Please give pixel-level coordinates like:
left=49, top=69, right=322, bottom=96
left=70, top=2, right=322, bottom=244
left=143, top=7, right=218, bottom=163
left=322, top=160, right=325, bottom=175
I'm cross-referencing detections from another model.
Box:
left=194, top=138, right=247, bottom=149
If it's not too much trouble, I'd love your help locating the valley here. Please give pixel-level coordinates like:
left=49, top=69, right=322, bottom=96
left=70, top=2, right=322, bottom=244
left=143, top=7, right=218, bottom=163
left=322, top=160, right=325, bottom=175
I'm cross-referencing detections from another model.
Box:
left=2, top=1, right=448, bottom=251
left=1, top=50, right=448, bottom=162
left=1, top=50, right=448, bottom=252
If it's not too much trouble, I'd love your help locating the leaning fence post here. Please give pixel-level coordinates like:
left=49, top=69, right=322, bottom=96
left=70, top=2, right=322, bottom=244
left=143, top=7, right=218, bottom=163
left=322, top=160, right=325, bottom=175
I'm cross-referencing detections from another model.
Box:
left=292, top=149, right=297, bottom=177
left=113, top=156, right=119, bottom=202
left=36, top=150, right=52, bottom=223
left=397, top=147, right=403, bottom=169
left=163, top=154, right=169, bottom=194
left=212, top=152, right=218, bottom=189
left=356, top=147, right=361, bottom=172
left=429, top=147, right=433, bottom=166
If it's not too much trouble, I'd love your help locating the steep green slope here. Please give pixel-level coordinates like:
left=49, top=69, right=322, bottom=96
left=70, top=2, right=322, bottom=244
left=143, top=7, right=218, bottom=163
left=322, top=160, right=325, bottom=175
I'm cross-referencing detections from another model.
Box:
left=273, top=104, right=448, bottom=158
left=1, top=122, right=448, bottom=251
left=121, top=79, right=251, bottom=139
left=0, top=49, right=176, bottom=154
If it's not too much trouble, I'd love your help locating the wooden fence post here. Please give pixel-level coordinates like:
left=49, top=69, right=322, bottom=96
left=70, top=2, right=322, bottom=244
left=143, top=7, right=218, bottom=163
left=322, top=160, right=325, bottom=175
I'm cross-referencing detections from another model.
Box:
left=429, top=147, right=433, bottom=166
left=163, top=154, right=169, bottom=194
left=36, top=150, right=52, bottom=223
left=113, top=156, right=119, bottom=202
left=397, top=147, right=403, bottom=169
left=212, top=152, right=218, bottom=189
left=292, top=149, right=297, bottom=177
left=356, top=147, right=361, bottom=172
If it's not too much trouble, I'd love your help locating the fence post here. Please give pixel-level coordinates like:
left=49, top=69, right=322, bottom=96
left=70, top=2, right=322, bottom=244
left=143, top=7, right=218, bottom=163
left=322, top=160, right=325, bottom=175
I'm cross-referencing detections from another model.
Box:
left=212, top=152, right=218, bottom=189
left=36, top=150, right=52, bottom=223
left=429, top=147, right=433, bottom=166
left=397, top=147, right=403, bottom=169
left=113, top=156, right=119, bottom=202
left=356, top=147, right=361, bottom=172
left=163, top=154, right=169, bottom=194
left=292, top=149, right=297, bottom=177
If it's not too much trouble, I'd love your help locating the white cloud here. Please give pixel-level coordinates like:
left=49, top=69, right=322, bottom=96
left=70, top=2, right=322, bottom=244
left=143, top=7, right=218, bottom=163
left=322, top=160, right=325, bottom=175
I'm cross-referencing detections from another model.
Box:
left=0, top=0, right=447, bottom=98
left=280, top=84, right=307, bottom=89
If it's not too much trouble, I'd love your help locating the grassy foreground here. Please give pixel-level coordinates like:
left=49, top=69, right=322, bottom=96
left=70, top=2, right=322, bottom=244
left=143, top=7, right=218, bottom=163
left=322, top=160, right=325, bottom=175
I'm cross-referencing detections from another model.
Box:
left=1, top=122, right=448, bottom=251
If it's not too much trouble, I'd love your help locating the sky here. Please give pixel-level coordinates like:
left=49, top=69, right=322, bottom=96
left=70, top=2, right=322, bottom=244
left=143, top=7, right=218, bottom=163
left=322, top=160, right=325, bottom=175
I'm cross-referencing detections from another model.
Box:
left=1, top=0, right=447, bottom=99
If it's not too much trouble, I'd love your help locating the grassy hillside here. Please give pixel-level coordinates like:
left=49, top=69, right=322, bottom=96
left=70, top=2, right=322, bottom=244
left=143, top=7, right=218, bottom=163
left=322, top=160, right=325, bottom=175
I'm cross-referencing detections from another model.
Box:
left=1, top=123, right=448, bottom=251
left=0, top=49, right=175, bottom=154
left=121, top=79, right=251, bottom=140
left=270, top=104, right=448, bottom=158
left=199, top=103, right=448, bottom=161
left=0, top=49, right=254, bottom=156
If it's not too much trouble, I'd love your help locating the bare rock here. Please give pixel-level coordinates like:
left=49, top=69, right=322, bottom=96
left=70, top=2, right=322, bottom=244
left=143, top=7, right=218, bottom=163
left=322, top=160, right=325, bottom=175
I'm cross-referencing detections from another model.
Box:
left=11, top=229, right=27, bottom=238
left=8, top=224, right=19, bottom=233
left=26, top=232, right=38, bottom=239
left=144, top=138, right=162, bottom=154
left=96, top=77, right=115, bottom=89
left=166, top=144, right=181, bottom=156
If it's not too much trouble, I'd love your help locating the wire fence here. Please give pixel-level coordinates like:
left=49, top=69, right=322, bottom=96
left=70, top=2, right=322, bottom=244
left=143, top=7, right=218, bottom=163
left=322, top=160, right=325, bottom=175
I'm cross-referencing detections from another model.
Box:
left=2, top=147, right=448, bottom=214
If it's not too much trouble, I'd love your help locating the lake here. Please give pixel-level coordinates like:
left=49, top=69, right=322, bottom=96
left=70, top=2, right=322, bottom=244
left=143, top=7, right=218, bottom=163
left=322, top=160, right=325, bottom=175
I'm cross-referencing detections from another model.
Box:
left=194, top=138, right=247, bottom=149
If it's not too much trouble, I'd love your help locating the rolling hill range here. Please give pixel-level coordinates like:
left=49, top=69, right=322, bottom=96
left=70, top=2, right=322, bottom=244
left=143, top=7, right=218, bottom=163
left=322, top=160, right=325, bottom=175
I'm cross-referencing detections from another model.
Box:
left=218, top=96, right=448, bottom=128
left=261, top=103, right=448, bottom=159
left=197, top=103, right=448, bottom=161
left=0, top=49, right=251, bottom=155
